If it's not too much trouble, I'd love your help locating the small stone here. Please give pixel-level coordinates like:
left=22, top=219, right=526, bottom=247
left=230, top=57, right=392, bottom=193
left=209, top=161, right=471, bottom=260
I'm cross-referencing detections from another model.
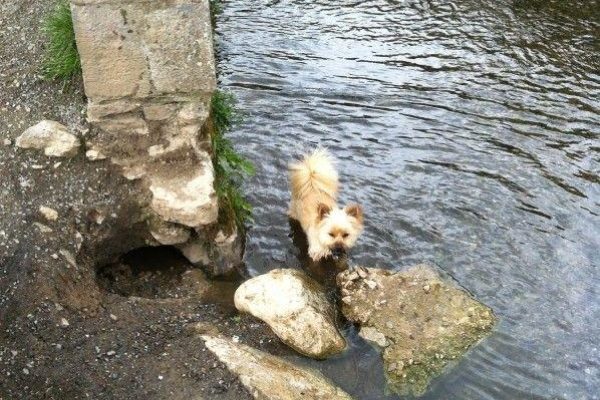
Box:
left=59, top=249, right=77, bottom=268
left=359, top=326, right=388, bottom=348
left=3, top=138, right=11, bottom=146
left=347, top=271, right=360, bottom=281
left=423, top=284, right=431, bottom=293
left=109, top=314, right=118, bottom=321
left=39, top=206, right=58, bottom=221
left=60, top=318, right=69, bottom=327
left=364, top=280, right=378, bottom=290
left=87, top=209, right=105, bottom=225
left=341, top=296, right=352, bottom=304
left=106, top=350, right=116, bottom=356
left=33, top=222, right=53, bottom=234
left=22, top=368, right=29, bottom=375
left=158, top=375, right=164, bottom=380
left=85, top=149, right=106, bottom=161
left=388, top=363, right=397, bottom=372
left=16, top=120, right=80, bottom=157
left=357, top=267, right=368, bottom=279
left=11, top=350, right=17, bottom=357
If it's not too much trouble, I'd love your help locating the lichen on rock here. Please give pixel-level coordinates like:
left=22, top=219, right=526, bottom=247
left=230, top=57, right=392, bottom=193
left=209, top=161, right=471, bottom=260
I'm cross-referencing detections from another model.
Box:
left=337, top=264, right=496, bottom=396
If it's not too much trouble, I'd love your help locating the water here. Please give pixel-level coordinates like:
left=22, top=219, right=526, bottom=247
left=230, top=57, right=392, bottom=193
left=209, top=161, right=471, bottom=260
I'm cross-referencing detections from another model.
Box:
left=213, top=1, right=600, bottom=398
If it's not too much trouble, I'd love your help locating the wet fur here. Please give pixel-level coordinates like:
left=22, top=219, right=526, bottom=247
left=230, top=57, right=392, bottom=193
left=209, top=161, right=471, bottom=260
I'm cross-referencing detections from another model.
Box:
left=288, top=149, right=363, bottom=261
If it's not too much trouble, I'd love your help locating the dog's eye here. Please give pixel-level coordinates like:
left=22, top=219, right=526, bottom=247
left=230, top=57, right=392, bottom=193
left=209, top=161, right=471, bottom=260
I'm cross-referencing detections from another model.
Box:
left=342, top=233, right=349, bottom=238
left=329, top=232, right=335, bottom=237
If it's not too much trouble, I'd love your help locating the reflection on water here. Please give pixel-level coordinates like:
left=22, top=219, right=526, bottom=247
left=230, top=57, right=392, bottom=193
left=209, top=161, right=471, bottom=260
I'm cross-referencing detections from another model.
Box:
left=214, top=0, right=600, bottom=398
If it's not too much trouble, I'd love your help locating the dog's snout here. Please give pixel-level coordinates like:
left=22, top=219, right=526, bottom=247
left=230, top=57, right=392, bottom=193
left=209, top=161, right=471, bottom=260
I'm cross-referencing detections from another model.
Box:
left=331, top=245, right=345, bottom=258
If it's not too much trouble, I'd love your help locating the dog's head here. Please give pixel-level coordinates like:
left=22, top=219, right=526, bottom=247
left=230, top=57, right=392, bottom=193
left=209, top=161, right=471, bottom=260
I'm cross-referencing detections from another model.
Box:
left=315, top=203, right=364, bottom=259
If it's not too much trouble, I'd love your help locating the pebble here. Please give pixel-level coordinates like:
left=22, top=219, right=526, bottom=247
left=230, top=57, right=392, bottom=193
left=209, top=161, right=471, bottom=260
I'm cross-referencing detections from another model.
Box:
left=106, top=350, right=116, bottom=356
left=109, top=314, right=118, bottom=321
left=3, top=138, right=11, bottom=146
left=347, top=271, right=359, bottom=281
left=364, top=280, right=378, bottom=290
left=357, top=268, right=368, bottom=279
left=22, top=368, right=29, bottom=375
left=60, top=318, right=69, bottom=327
left=423, top=284, right=431, bottom=293
left=39, top=206, right=58, bottom=221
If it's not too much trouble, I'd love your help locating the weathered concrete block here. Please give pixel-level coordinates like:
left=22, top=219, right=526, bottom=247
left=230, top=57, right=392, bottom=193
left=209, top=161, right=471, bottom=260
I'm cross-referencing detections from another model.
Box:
left=71, top=0, right=216, bottom=100
left=71, top=0, right=241, bottom=276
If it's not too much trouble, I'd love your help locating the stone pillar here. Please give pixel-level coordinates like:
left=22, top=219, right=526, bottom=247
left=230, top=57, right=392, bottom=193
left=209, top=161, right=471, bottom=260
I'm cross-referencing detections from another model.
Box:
left=70, top=0, right=242, bottom=276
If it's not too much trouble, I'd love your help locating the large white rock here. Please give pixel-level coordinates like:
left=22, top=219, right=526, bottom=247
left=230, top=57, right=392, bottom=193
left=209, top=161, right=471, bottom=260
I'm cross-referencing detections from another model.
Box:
left=16, top=121, right=80, bottom=158
left=234, top=269, right=346, bottom=359
left=201, top=335, right=352, bottom=400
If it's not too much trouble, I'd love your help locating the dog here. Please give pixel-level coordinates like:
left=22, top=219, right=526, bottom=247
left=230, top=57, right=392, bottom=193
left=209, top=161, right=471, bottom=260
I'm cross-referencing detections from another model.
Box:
left=288, top=148, right=363, bottom=261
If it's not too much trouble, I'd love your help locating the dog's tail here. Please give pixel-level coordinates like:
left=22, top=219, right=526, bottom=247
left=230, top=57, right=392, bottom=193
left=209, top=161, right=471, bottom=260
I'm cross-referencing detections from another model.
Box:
left=289, top=148, right=339, bottom=199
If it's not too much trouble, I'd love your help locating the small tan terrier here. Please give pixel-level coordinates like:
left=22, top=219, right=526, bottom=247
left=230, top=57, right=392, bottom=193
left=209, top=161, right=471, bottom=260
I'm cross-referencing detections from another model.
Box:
left=288, top=149, right=364, bottom=261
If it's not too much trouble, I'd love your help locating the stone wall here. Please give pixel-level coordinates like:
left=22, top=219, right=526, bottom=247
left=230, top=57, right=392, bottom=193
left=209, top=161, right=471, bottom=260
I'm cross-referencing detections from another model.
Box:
left=70, top=0, right=242, bottom=276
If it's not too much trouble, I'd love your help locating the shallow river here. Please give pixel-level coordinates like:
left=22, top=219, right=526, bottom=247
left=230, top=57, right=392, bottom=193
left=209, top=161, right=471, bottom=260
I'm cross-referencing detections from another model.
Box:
left=214, top=1, right=600, bottom=398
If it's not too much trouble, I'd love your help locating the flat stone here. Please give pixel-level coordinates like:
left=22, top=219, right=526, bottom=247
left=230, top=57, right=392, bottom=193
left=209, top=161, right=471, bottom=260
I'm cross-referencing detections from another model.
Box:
left=16, top=121, right=79, bottom=158
left=234, top=269, right=346, bottom=359
left=337, top=264, right=496, bottom=396
left=201, top=335, right=352, bottom=400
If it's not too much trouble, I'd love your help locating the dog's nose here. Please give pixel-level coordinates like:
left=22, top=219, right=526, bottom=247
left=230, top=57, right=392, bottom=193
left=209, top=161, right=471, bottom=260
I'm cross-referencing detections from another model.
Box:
left=331, top=245, right=345, bottom=259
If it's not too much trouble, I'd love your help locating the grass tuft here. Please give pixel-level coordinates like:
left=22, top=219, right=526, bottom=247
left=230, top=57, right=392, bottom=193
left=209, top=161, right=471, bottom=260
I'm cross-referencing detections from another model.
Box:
left=211, top=91, right=255, bottom=231
left=42, top=0, right=81, bottom=80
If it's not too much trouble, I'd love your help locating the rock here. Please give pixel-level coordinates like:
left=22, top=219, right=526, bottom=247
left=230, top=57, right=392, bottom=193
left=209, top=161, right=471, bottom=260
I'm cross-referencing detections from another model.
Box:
left=85, top=149, right=106, bottom=161
left=359, top=326, right=388, bottom=348
left=234, top=269, right=346, bottom=359
left=337, top=264, right=496, bottom=396
left=201, top=335, right=352, bottom=400
left=148, top=161, right=218, bottom=227
left=39, top=206, right=58, bottom=222
left=33, top=222, right=53, bottom=234
left=16, top=120, right=79, bottom=157
left=148, top=219, right=191, bottom=246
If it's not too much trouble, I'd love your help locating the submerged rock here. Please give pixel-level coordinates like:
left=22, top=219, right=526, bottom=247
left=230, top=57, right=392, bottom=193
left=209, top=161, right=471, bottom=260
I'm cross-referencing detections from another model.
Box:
left=201, top=335, right=352, bottom=400
left=16, top=120, right=80, bottom=158
left=234, top=269, right=346, bottom=359
left=337, top=265, right=496, bottom=396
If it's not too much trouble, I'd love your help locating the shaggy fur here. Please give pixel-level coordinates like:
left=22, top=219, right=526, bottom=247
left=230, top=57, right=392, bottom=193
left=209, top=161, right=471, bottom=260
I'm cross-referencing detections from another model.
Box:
left=288, top=149, right=363, bottom=261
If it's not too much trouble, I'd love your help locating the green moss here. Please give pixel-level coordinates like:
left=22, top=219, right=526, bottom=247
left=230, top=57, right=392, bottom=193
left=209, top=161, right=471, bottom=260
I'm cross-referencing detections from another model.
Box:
left=209, top=0, right=222, bottom=26
left=211, top=90, right=255, bottom=231
left=42, top=0, right=81, bottom=81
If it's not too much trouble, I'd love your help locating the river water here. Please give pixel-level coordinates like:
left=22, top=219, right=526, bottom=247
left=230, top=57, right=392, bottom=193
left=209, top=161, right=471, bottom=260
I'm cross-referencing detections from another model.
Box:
left=214, top=1, right=600, bottom=398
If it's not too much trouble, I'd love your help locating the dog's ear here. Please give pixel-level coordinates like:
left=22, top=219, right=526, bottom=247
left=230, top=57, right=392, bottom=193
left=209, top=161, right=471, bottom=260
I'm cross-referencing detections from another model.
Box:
left=344, top=204, right=363, bottom=223
left=316, top=203, right=332, bottom=222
